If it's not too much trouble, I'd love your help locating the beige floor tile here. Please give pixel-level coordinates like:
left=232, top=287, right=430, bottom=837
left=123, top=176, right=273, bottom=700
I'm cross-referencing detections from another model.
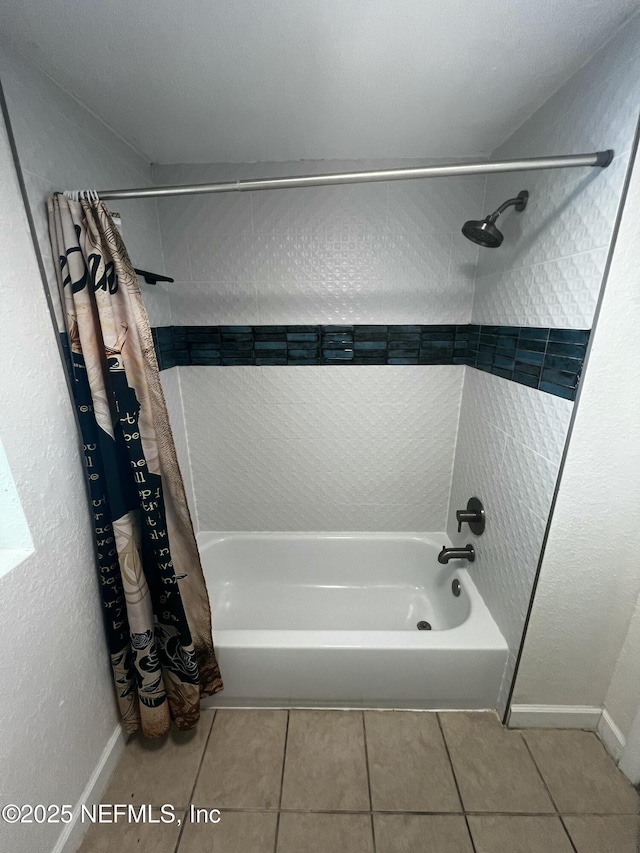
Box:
left=102, top=712, right=214, bottom=808
left=563, top=814, right=640, bottom=852
left=280, top=710, right=370, bottom=810
left=374, top=814, right=473, bottom=853
left=178, top=810, right=278, bottom=853
left=468, top=815, right=575, bottom=853
left=523, top=730, right=640, bottom=814
left=277, top=812, right=373, bottom=853
left=439, top=712, right=553, bottom=813
left=78, top=811, right=183, bottom=852
left=192, top=709, right=288, bottom=810
left=365, top=711, right=461, bottom=812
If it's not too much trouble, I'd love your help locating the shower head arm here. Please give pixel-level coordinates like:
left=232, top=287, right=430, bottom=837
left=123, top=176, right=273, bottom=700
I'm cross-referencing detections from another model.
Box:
left=488, top=190, right=529, bottom=221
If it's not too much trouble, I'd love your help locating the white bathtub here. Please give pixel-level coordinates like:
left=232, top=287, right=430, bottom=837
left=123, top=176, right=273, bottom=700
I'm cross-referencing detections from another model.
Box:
left=197, top=532, right=508, bottom=710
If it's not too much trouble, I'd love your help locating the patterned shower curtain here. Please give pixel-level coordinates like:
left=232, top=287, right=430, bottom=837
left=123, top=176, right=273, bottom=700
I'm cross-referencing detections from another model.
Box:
left=48, top=194, right=222, bottom=738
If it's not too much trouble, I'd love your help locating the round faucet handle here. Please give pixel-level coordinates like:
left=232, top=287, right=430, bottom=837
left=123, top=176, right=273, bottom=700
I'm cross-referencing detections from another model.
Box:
left=455, top=497, right=485, bottom=535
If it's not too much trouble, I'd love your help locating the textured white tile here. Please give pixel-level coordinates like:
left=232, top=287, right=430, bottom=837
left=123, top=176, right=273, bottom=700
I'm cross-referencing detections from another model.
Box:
left=447, top=368, right=569, bottom=678
left=527, top=250, right=607, bottom=328
left=161, top=368, right=197, bottom=524
left=181, top=365, right=463, bottom=532
left=465, top=371, right=572, bottom=464
left=500, top=437, right=559, bottom=521
left=472, top=267, right=533, bottom=326
left=381, top=278, right=473, bottom=324
left=141, top=280, right=172, bottom=327
left=160, top=230, right=192, bottom=281
left=170, top=281, right=259, bottom=325
left=256, top=280, right=384, bottom=324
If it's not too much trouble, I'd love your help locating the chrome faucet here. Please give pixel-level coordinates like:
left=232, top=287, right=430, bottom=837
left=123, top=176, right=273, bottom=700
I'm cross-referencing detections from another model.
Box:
left=438, top=544, right=475, bottom=564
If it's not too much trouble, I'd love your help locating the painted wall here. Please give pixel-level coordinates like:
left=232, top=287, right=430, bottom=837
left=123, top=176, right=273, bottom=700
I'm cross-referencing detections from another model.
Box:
left=513, top=130, right=640, bottom=728
left=153, top=161, right=483, bottom=530
left=0, top=102, right=120, bottom=853
left=447, top=16, right=640, bottom=714
left=0, top=36, right=169, bottom=328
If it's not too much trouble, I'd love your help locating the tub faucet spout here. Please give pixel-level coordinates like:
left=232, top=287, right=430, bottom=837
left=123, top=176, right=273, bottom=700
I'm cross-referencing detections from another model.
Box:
left=438, top=544, right=475, bottom=564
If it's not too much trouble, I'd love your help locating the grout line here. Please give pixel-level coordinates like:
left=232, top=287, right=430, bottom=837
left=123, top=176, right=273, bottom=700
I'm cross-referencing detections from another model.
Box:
left=519, top=732, right=560, bottom=814
left=273, top=709, right=290, bottom=853
left=161, top=804, right=635, bottom=816
left=172, top=709, right=217, bottom=853
left=273, top=812, right=281, bottom=853
left=558, top=815, right=580, bottom=853
left=436, top=714, right=478, bottom=853
left=361, top=711, right=377, bottom=853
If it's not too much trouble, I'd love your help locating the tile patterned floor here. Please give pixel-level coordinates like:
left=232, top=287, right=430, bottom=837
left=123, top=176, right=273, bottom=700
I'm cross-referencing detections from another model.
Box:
left=80, top=710, right=640, bottom=853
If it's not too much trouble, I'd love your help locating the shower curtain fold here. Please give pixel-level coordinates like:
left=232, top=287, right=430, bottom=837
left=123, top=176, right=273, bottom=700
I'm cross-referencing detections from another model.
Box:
left=47, top=194, right=222, bottom=738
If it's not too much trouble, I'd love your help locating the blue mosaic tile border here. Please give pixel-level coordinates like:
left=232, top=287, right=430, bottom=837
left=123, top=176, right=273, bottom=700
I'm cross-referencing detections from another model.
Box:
left=147, top=324, right=589, bottom=401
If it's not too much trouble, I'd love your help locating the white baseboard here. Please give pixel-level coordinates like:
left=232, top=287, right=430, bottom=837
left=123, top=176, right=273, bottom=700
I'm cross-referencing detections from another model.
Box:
left=598, top=709, right=626, bottom=761
left=508, top=704, right=602, bottom=730
left=52, top=724, right=126, bottom=853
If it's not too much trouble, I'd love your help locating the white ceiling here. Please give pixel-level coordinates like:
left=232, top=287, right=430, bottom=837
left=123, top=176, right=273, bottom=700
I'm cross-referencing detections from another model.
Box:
left=2, top=0, right=637, bottom=164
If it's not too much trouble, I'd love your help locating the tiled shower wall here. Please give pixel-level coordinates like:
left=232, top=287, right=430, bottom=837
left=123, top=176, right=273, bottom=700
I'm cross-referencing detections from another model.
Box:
left=448, top=15, right=640, bottom=713
left=153, top=162, right=485, bottom=530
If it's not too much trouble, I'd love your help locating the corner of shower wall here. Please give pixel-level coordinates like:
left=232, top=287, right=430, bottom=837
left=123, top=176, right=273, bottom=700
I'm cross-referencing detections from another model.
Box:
left=446, top=14, right=640, bottom=716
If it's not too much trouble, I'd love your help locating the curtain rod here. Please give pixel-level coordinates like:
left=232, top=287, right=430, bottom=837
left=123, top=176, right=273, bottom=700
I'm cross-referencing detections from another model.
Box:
left=93, top=150, right=613, bottom=200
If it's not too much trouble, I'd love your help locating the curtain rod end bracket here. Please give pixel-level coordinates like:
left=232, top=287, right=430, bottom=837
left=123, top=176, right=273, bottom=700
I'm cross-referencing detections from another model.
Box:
left=596, top=149, right=614, bottom=167
left=134, top=268, right=175, bottom=285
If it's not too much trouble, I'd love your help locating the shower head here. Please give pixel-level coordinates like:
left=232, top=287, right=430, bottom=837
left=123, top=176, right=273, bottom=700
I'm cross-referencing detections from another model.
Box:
left=462, top=190, right=529, bottom=248
left=461, top=218, right=504, bottom=248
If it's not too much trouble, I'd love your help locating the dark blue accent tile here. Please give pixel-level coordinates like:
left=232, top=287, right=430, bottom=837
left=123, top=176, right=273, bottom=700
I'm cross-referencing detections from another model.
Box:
left=188, top=347, right=221, bottom=358
left=149, top=324, right=589, bottom=400
left=512, top=371, right=539, bottom=388
left=322, top=349, right=354, bottom=360
left=514, top=361, right=542, bottom=378
left=255, top=341, right=287, bottom=351
left=540, top=381, right=576, bottom=401
left=491, top=367, right=513, bottom=380
left=354, top=330, right=388, bottom=341
left=515, top=349, right=545, bottom=366
left=287, top=332, right=319, bottom=342
left=518, top=327, right=549, bottom=341
left=288, top=348, right=320, bottom=359
left=354, top=341, right=388, bottom=351
left=260, top=325, right=288, bottom=333
left=494, top=355, right=515, bottom=369
left=186, top=329, right=221, bottom=342
left=190, top=356, right=222, bottom=365
left=288, top=341, right=319, bottom=351
left=544, top=354, right=582, bottom=372
left=546, top=341, right=587, bottom=359
left=222, top=356, right=255, bottom=365
left=541, top=368, right=578, bottom=388
left=517, top=337, right=547, bottom=352
left=221, top=342, right=254, bottom=354
left=548, top=329, right=590, bottom=344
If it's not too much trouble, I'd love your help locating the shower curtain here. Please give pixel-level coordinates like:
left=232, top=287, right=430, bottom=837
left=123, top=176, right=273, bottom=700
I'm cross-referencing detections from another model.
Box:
left=48, top=194, right=222, bottom=738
